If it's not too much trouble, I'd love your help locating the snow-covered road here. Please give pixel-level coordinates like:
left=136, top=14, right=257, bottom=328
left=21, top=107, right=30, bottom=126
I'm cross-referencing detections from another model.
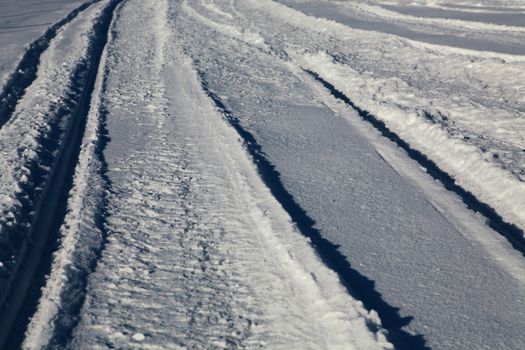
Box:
left=0, top=0, right=524, bottom=349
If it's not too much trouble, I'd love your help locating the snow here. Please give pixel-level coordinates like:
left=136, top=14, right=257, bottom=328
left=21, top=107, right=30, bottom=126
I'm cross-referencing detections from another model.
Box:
left=173, top=0, right=525, bottom=348
left=380, top=4, right=525, bottom=26
left=295, top=51, right=525, bottom=235
left=1, top=0, right=524, bottom=349
left=131, top=333, right=146, bottom=342
left=254, top=0, right=525, bottom=235
left=26, top=1, right=390, bottom=348
left=21, top=2, right=119, bottom=346
left=0, top=0, right=109, bottom=305
left=181, top=1, right=268, bottom=50
left=0, top=0, right=90, bottom=89
left=278, top=0, right=525, bottom=55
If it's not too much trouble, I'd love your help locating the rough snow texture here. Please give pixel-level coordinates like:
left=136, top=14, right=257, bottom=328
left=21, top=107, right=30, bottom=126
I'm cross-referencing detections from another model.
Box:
left=0, top=0, right=109, bottom=303
left=3, top=0, right=525, bottom=349
left=173, top=1, right=525, bottom=349
left=21, top=2, right=118, bottom=347
left=28, top=1, right=390, bottom=349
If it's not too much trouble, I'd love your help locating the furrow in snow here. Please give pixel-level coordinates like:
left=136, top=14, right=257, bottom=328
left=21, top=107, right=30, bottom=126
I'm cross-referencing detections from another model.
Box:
left=303, top=68, right=525, bottom=255
left=240, top=0, right=525, bottom=234
left=21, top=2, right=123, bottom=348
left=0, top=0, right=124, bottom=347
left=295, top=53, right=525, bottom=239
left=277, top=0, right=525, bottom=55
left=172, top=1, right=525, bottom=349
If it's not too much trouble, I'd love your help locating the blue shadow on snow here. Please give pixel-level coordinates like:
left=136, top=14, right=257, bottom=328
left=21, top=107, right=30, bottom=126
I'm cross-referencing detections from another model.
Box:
left=197, top=70, right=429, bottom=350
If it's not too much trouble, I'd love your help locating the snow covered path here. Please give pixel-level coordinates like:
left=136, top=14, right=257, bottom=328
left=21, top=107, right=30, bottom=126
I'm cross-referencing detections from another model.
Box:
left=23, top=1, right=389, bottom=348
left=278, top=0, right=525, bottom=55
left=0, top=0, right=524, bottom=349
left=172, top=1, right=525, bottom=349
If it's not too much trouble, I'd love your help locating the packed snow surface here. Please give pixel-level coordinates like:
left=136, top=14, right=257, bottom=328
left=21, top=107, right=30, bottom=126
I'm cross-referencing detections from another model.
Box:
left=171, top=1, right=525, bottom=348
left=279, top=0, right=525, bottom=54
left=276, top=0, right=525, bottom=233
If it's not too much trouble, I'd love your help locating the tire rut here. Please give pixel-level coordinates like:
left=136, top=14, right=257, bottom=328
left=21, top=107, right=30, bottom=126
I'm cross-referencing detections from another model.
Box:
left=306, top=69, right=525, bottom=258
left=0, top=1, right=124, bottom=347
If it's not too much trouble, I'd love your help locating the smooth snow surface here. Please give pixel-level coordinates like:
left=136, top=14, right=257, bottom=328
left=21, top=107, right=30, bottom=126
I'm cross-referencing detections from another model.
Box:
left=278, top=0, right=525, bottom=54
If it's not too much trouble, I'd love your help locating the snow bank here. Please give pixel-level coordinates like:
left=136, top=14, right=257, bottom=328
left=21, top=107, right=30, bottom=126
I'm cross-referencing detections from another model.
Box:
left=21, top=5, right=116, bottom=346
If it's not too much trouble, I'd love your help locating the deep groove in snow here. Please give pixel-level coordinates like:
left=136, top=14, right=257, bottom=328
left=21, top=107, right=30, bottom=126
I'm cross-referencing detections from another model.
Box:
left=39, top=15, right=118, bottom=350
left=0, top=1, right=123, bottom=347
left=0, top=0, right=99, bottom=129
left=197, top=71, right=429, bottom=350
left=305, top=69, right=525, bottom=258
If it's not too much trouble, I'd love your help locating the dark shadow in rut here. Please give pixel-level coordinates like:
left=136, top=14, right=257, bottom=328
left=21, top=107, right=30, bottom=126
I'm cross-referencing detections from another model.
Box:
left=0, top=0, right=121, bottom=348
left=46, top=35, right=116, bottom=350
left=305, top=70, right=525, bottom=258
left=197, top=71, right=429, bottom=350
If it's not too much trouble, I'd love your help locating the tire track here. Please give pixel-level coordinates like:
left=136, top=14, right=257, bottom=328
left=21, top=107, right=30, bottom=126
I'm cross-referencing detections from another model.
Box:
left=305, top=69, right=525, bottom=258
left=0, top=1, right=123, bottom=347
left=196, top=72, right=428, bottom=350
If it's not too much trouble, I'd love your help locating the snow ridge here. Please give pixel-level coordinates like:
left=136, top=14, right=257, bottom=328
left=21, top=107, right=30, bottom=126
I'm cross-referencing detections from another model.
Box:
left=304, top=68, right=525, bottom=254
left=296, top=52, right=525, bottom=239
left=22, top=2, right=123, bottom=348
left=62, top=1, right=391, bottom=348
left=0, top=0, right=124, bottom=346
left=240, top=0, right=525, bottom=236
left=174, top=1, right=525, bottom=348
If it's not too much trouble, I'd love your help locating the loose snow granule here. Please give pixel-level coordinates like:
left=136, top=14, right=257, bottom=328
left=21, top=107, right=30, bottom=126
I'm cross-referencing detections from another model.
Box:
left=132, top=333, right=145, bottom=341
